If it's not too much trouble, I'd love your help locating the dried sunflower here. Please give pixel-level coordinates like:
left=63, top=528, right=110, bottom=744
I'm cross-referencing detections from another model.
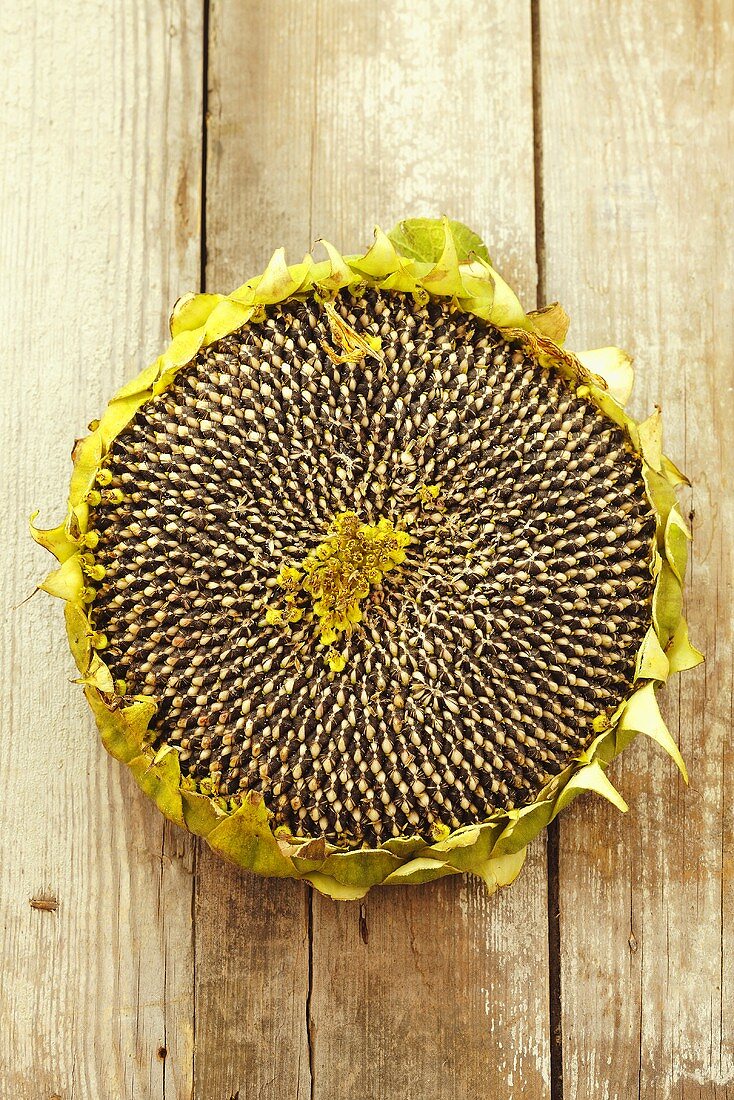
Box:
left=32, top=217, right=702, bottom=899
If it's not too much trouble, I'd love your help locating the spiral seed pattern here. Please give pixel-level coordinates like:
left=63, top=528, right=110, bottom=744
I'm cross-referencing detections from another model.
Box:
left=90, top=289, right=655, bottom=845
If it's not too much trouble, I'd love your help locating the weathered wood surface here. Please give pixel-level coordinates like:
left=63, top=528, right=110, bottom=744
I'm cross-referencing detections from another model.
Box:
left=1, top=1, right=731, bottom=1098
left=539, top=3, right=734, bottom=1098
left=197, top=4, right=550, bottom=1098
left=0, top=3, right=202, bottom=1098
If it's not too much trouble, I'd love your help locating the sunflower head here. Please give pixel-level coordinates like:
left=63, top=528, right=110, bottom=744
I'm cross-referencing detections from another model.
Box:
left=32, top=217, right=702, bottom=899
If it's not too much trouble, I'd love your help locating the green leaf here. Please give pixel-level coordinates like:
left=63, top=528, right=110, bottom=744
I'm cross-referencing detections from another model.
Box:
left=618, top=681, right=688, bottom=781
left=634, top=626, right=670, bottom=681
left=492, top=800, right=555, bottom=856
left=39, top=554, right=84, bottom=601
left=254, top=247, right=302, bottom=304
left=383, top=857, right=456, bottom=885
left=304, top=873, right=369, bottom=900
left=664, top=506, right=690, bottom=584
left=29, top=512, right=79, bottom=564
left=637, top=410, right=663, bottom=471
left=420, top=220, right=466, bottom=297
left=661, top=454, right=690, bottom=487
left=653, top=560, right=683, bottom=648
left=206, top=793, right=295, bottom=878
left=68, top=433, right=103, bottom=508
left=643, top=465, right=678, bottom=534
left=169, top=292, right=225, bottom=337
left=86, top=688, right=157, bottom=764
left=387, top=217, right=490, bottom=264
left=128, top=750, right=185, bottom=829
left=112, top=361, right=159, bottom=401
left=474, top=847, right=527, bottom=892
left=554, top=761, right=629, bottom=815
left=577, top=346, right=634, bottom=405
left=347, top=227, right=402, bottom=278
left=319, top=848, right=402, bottom=887
left=666, top=617, right=704, bottom=674
left=380, top=836, right=427, bottom=859
left=428, top=824, right=481, bottom=852
left=314, top=240, right=356, bottom=292
left=484, top=263, right=529, bottom=328
left=64, top=601, right=92, bottom=674
left=181, top=787, right=226, bottom=838
left=428, top=822, right=504, bottom=872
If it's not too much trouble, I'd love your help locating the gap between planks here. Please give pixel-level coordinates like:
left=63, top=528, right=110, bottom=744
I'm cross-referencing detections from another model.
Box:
left=193, top=2, right=554, bottom=1097
left=530, top=4, right=564, bottom=1095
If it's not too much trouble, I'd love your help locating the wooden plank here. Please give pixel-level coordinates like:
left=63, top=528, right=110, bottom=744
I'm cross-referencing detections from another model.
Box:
left=199, top=2, right=550, bottom=1097
left=308, top=6, right=550, bottom=1097
left=0, top=4, right=203, bottom=1098
left=193, top=4, right=315, bottom=1098
left=538, top=3, right=734, bottom=1097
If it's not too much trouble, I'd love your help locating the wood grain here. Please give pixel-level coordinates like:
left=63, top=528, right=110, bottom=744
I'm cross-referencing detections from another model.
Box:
left=538, top=3, right=734, bottom=1097
left=0, top=3, right=203, bottom=1098
left=193, top=4, right=316, bottom=1099
left=199, top=3, right=550, bottom=1098
left=307, top=4, right=550, bottom=1097
left=4, top=2, right=732, bottom=1097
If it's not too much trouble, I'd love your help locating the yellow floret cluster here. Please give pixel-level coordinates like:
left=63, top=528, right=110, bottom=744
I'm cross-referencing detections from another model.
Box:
left=265, top=510, right=410, bottom=671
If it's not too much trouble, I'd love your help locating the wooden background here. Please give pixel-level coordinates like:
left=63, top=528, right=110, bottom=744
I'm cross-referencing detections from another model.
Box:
left=1, top=2, right=731, bottom=1098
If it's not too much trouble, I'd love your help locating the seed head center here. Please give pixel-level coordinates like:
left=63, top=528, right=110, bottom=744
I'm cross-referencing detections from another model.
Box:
left=264, top=510, right=410, bottom=671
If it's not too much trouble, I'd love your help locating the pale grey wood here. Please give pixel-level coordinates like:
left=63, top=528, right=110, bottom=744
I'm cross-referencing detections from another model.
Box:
left=538, top=3, right=734, bottom=1097
left=308, top=4, right=550, bottom=1097
left=193, top=4, right=315, bottom=1098
left=0, top=3, right=203, bottom=1098
left=11, top=1, right=731, bottom=1095
left=200, top=2, right=550, bottom=1098
left=310, top=844, right=550, bottom=1100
